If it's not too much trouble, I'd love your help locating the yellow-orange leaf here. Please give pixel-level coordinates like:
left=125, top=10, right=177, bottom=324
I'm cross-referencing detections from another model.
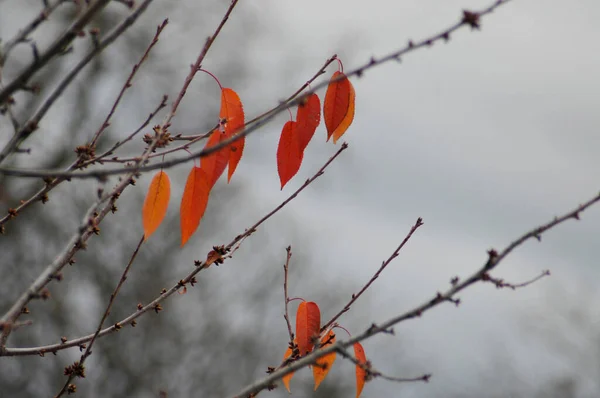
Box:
left=142, top=171, right=170, bottom=240
left=324, top=71, right=355, bottom=144
left=180, top=166, right=210, bottom=247
left=220, top=87, right=245, bottom=182
left=201, top=130, right=230, bottom=189
left=313, top=330, right=337, bottom=390
left=296, top=301, right=321, bottom=356
left=354, top=342, right=367, bottom=398
left=296, top=93, right=321, bottom=153
left=277, top=120, right=303, bottom=190
left=281, top=343, right=295, bottom=393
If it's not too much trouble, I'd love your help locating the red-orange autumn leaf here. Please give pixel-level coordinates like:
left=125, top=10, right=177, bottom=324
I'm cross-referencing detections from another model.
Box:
left=313, top=330, right=337, bottom=390
left=277, top=120, right=303, bottom=189
left=324, top=71, right=355, bottom=144
left=296, top=93, right=321, bottom=153
left=281, top=341, right=296, bottom=393
left=142, top=170, right=170, bottom=240
left=180, top=166, right=210, bottom=247
left=201, top=130, right=229, bottom=189
left=295, top=301, right=321, bottom=356
left=220, top=87, right=245, bottom=182
left=354, top=342, right=367, bottom=398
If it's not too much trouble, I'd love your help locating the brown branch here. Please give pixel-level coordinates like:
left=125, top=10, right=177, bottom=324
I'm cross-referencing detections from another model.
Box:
left=283, top=246, right=294, bottom=343
left=481, top=269, right=551, bottom=290
left=0, top=0, right=513, bottom=179
left=54, top=236, right=145, bottom=398
left=0, top=145, right=347, bottom=357
left=335, top=345, right=430, bottom=384
left=88, top=18, right=168, bottom=148
left=322, top=217, right=424, bottom=332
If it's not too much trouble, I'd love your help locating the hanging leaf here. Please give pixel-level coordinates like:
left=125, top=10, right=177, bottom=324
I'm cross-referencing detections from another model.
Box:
left=313, top=330, right=337, bottom=390
left=277, top=120, right=303, bottom=189
left=220, top=87, right=245, bottom=182
left=354, top=342, right=368, bottom=398
left=201, top=130, right=230, bottom=189
left=324, top=71, right=356, bottom=144
left=296, top=93, right=321, bottom=153
left=142, top=170, right=171, bottom=240
left=281, top=342, right=296, bottom=393
left=295, top=301, right=321, bottom=356
left=180, top=166, right=210, bottom=247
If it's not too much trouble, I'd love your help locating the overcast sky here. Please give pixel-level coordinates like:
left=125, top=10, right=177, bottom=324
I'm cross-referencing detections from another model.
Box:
left=223, top=0, right=600, bottom=396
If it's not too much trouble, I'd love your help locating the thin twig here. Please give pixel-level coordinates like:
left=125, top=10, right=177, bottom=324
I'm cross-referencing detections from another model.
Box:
left=336, top=345, right=430, bottom=383
left=481, top=269, right=551, bottom=290
left=283, top=246, right=294, bottom=343
left=88, top=18, right=168, bottom=148
left=321, top=217, right=423, bottom=332
left=54, top=236, right=145, bottom=398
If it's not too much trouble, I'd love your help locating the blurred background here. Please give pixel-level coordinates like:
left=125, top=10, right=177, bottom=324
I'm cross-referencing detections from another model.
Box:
left=1, top=0, right=600, bottom=397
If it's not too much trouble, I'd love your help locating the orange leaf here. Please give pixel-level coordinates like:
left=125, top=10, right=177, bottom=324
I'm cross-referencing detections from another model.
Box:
left=354, top=342, right=367, bottom=398
left=296, top=93, right=321, bottom=153
left=142, top=171, right=170, bottom=240
left=296, top=301, right=321, bottom=356
left=313, top=330, right=337, bottom=390
left=220, top=87, right=245, bottom=182
left=281, top=343, right=296, bottom=393
left=201, top=130, right=230, bottom=189
left=180, top=166, right=210, bottom=247
left=277, top=120, right=303, bottom=189
left=324, top=71, right=355, bottom=144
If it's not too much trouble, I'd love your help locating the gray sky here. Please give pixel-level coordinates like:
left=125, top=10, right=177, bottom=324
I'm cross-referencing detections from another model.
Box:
left=226, top=0, right=600, bottom=396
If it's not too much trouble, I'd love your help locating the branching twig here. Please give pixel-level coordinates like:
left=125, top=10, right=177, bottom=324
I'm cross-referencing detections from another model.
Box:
left=336, top=345, right=430, bottom=383
left=283, top=246, right=294, bottom=343
left=481, top=269, right=551, bottom=290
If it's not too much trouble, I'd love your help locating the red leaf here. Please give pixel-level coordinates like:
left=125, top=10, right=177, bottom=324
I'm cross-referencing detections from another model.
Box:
left=313, top=330, right=336, bottom=390
left=201, top=130, right=230, bottom=189
left=142, top=171, right=170, bottom=240
left=180, top=166, right=210, bottom=247
left=220, top=87, right=245, bottom=182
left=324, top=71, right=355, bottom=144
left=354, top=342, right=367, bottom=398
left=296, top=301, right=321, bottom=356
left=296, top=93, right=321, bottom=153
left=277, top=120, right=302, bottom=190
